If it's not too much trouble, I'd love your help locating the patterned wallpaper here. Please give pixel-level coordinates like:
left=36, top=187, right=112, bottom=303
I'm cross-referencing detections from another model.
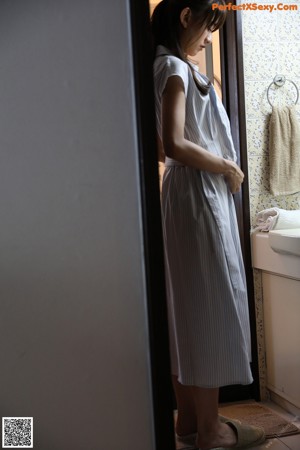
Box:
left=241, top=0, right=300, bottom=399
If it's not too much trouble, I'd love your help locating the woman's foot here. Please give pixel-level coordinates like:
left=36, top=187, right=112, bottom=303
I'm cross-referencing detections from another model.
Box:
left=176, top=426, right=197, bottom=437
left=196, top=421, right=237, bottom=450
left=196, top=419, right=265, bottom=450
left=175, top=431, right=197, bottom=449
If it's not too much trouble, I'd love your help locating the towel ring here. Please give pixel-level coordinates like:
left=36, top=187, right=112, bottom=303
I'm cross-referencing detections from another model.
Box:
left=267, top=75, right=299, bottom=107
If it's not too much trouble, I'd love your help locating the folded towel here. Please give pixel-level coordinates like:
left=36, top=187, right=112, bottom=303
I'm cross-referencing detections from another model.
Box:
left=255, top=207, right=300, bottom=231
left=269, top=105, right=300, bottom=196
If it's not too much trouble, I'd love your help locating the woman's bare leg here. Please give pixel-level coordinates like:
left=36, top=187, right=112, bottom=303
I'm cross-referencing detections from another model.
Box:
left=192, top=386, right=237, bottom=449
left=172, top=375, right=197, bottom=436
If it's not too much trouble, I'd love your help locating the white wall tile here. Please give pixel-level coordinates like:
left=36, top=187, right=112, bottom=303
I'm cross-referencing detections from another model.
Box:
left=241, top=2, right=300, bottom=399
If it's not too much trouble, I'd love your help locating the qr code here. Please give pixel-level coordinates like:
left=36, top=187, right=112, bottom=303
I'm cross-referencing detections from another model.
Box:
left=2, top=418, right=33, bottom=448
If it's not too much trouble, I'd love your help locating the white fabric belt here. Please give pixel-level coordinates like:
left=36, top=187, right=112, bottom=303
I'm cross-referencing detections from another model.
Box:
left=164, top=157, right=185, bottom=167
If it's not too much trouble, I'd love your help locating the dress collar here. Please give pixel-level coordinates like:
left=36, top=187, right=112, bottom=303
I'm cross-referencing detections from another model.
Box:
left=156, top=45, right=171, bottom=57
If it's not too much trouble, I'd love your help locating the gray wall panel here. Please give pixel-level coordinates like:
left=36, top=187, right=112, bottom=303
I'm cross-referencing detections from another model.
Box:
left=0, top=1, right=155, bottom=449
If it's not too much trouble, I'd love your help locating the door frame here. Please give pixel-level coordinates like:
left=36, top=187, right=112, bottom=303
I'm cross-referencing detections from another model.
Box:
left=219, top=9, right=260, bottom=402
left=129, top=1, right=176, bottom=449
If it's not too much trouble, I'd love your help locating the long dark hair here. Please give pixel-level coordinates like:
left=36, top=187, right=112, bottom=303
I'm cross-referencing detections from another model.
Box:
left=151, top=0, right=226, bottom=95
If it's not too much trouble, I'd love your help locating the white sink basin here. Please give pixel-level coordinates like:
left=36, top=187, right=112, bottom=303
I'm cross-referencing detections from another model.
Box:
left=269, top=228, right=300, bottom=256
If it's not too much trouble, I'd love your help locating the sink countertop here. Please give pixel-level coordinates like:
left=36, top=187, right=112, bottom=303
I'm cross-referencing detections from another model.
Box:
left=251, top=231, right=300, bottom=280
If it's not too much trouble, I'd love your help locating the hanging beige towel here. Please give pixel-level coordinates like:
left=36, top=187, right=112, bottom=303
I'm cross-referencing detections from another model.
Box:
left=269, top=105, right=300, bottom=196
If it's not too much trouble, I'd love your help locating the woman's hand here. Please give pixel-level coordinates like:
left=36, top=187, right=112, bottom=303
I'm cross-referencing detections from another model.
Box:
left=224, top=160, right=244, bottom=193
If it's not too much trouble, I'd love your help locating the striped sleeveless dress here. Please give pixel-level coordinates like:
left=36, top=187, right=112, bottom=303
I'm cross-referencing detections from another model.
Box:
left=154, top=45, right=253, bottom=387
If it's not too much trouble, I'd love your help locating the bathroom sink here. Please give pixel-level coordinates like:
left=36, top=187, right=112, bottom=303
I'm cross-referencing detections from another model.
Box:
left=269, top=228, right=300, bottom=256
left=251, top=231, right=300, bottom=279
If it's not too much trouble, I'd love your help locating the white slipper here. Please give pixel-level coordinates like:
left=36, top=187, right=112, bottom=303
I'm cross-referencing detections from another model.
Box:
left=175, top=432, right=197, bottom=449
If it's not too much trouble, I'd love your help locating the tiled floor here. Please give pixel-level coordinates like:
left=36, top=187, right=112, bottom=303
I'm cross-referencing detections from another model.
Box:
left=249, top=433, right=300, bottom=450
left=175, top=401, right=300, bottom=450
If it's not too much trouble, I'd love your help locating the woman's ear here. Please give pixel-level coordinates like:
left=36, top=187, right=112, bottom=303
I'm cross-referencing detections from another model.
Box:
left=179, top=7, right=192, bottom=29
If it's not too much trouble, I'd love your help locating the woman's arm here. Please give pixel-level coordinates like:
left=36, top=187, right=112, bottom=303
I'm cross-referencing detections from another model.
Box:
left=161, top=75, right=244, bottom=193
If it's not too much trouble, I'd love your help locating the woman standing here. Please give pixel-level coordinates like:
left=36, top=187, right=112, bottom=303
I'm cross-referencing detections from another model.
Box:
left=151, top=1, right=265, bottom=449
